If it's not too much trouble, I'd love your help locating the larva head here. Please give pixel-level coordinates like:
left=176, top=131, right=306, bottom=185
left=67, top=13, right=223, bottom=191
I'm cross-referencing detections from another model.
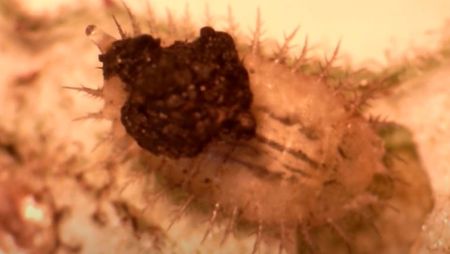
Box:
left=85, top=25, right=116, bottom=53
left=89, top=24, right=257, bottom=158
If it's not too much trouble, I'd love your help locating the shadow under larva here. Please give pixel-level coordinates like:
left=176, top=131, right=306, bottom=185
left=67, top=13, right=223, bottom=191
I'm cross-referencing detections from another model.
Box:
left=74, top=6, right=434, bottom=254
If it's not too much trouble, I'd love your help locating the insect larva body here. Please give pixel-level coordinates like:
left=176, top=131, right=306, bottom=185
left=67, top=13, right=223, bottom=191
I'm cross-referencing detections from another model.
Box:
left=81, top=12, right=433, bottom=254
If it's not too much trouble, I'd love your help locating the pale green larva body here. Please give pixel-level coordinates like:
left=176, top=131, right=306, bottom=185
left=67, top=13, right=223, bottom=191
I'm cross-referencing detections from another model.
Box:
left=81, top=9, right=433, bottom=254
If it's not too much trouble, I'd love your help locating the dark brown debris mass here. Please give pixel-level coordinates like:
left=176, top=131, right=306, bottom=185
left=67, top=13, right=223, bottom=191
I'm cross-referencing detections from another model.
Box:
left=99, top=27, right=256, bottom=158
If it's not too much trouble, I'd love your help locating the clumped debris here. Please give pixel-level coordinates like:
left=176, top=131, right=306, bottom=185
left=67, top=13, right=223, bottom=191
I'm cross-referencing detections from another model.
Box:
left=100, top=27, right=256, bottom=158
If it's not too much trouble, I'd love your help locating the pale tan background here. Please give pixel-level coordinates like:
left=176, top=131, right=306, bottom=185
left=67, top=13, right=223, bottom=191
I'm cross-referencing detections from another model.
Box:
left=2, top=0, right=450, bottom=253
left=17, top=0, right=450, bottom=66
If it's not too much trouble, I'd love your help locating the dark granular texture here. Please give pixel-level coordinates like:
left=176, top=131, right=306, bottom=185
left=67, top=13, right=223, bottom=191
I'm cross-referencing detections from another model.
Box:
left=99, top=27, right=256, bottom=158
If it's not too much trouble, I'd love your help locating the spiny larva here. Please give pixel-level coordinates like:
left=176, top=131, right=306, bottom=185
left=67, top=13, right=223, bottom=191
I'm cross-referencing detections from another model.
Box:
left=73, top=8, right=434, bottom=254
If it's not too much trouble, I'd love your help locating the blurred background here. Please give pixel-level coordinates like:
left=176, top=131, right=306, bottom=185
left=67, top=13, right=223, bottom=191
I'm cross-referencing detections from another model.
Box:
left=0, top=0, right=449, bottom=253
left=7, top=0, right=450, bottom=65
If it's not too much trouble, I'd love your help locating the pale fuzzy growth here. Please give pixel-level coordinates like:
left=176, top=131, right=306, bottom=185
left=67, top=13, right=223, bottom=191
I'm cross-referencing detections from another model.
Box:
left=81, top=7, right=433, bottom=254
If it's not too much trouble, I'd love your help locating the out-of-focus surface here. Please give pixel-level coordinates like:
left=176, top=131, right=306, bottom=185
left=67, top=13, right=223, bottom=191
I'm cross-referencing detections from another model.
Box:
left=10, top=0, right=450, bottom=65
left=0, top=0, right=449, bottom=253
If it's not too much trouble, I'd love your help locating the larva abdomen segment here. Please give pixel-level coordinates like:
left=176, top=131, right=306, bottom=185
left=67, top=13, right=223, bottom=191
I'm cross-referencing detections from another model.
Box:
left=155, top=54, right=386, bottom=230
left=83, top=10, right=433, bottom=253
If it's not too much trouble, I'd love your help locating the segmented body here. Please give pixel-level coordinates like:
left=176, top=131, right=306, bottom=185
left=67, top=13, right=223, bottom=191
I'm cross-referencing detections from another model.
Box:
left=82, top=14, right=433, bottom=254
